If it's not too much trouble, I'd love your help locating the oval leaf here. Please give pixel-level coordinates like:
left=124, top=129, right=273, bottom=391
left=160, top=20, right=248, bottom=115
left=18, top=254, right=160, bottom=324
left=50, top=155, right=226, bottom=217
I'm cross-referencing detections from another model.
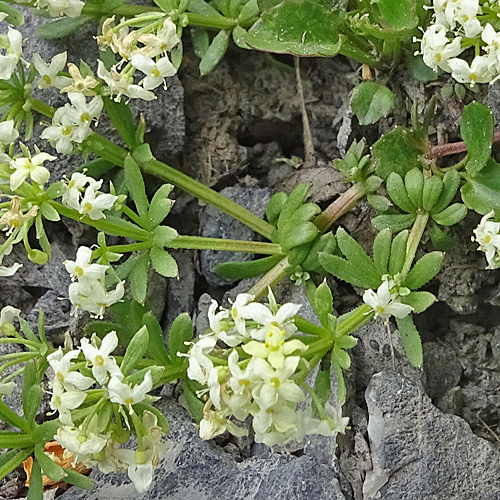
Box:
left=351, top=82, right=395, bottom=126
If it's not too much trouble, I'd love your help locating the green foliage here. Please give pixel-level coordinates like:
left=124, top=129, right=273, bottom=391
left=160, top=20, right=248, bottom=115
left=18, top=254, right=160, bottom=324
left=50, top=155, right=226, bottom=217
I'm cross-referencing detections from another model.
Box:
left=461, top=102, right=493, bottom=177
left=120, top=326, right=149, bottom=375
left=35, top=15, right=94, bottom=39
left=168, top=312, right=194, bottom=362
left=245, top=0, right=343, bottom=56
left=216, top=255, right=283, bottom=280
left=461, top=158, right=500, bottom=214
left=351, top=82, right=394, bottom=126
left=395, top=315, right=422, bottom=367
left=199, top=30, right=230, bottom=76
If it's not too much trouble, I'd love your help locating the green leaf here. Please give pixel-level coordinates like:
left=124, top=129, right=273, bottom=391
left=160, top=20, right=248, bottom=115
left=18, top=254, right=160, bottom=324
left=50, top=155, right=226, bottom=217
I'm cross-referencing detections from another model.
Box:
left=351, top=82, right=394, bottom=126
left=403, top=251, right=444, bottom=290
left=150, top=247, right=178, bottom=277
left=183, top=378, right=204, bottom=423
left=245, top=0, right=343, bottom=56
left=314, top=363, right=332, bottom=407
left=266, top=192, right=287, bottom=226
left=319, top=254, right=380, bottom=289
left=401, top=291, right=436, bottom=313
left=192, top=27, right=210, bottom=58
left=35, top=15, right=94, bottom=39
left=32, top=421, right=60, bottom=444
left=404, top=168, right=424, bottom=208
left=216, top=255, right=282, bottom=280
left=102, top=98, right=137, bottom=149
left=372, top=228, right=392, bottom=276
left=199, top=30, right=230, bottom=76
left=429, top=223, right=454, bottom=251
left=189, top=0, right=226, bottom=17
left=311, top=280, right=333, bottom=328
left=373, top=0, right=418, bottom=31
left=278, top=184, right=311, bottom=226
left=432, top=203, right=467, bottom=226
left=61, top=467, right=95, bottom=490
left=0, top=3, right=23, bottom=25
left=373, top=127, right=423, bottom=180
left=422, top=175, right=443, bottom=212
left=332, top=362, right=346, bottom=405
left=461, top=102, right=493, bottom=176
left=27, top=459, right=43, bottom=500
left=336, top=228, right=381, bottom=286
left=395, top=316, right=422, bottom=367
left=386, top=172, right=416, bottom=213
left=152, top=225, right=178, bottom=247
left=300, top=232, right=337, bottom=272
left=34, top=444, right=66, bottom=481
left=129, top=251, right=149, bottom=305
left=461, top=158, right=500, bottom=214
left=169, top=313, right=193, bottom=361
left=372, top=213, right=416, bottom=232
left=148, top=184, right=174, bottom=228
left=280, top=222, right=319, bottom=250
left=120, top=325, right=149, bottom=375
left=238, top=0, right=259, bottom=22
left=389, top=230, right=409, bottom=276
left=367, top=194, right=392, bottom=213
left=124, top=155, right=149, bottom=220
left=142, top=312, right=170, bottom=366
left=23, top=386, right=42, bottom=426
left=432, top=169, right=460, bottom=214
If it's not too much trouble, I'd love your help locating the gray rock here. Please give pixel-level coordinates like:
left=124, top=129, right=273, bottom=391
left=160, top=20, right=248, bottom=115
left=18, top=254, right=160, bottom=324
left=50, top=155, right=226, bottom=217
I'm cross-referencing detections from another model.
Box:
left=364, top=370, right=500, bottom=499
left=200, top=186, right=271, bottom=287
left=351, top=319, right=422, bottom=391
left=436, top=386, right=463, bottom=416
left=422, top=342, right=462, bottom=400
left=60, top=399, right=347, bottom=500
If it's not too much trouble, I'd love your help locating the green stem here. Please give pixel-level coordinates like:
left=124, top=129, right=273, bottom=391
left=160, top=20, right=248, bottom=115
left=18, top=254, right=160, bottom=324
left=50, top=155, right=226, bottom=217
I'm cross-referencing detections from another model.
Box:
left=294, top=316, right=328, bottom=337
left=185, top=13, right=237, bottom=30
left=29, top=99, right=275, bottom=240
left=103, top=241, right=152, bottom=254
left=120, top=205, right=147, bottom=229
left=0, top=448, right=33, bottom=482
left=82, top=3, right=161, bottom=17
left=0, top=433, right=33, bottom=448
left=339, top=41, right=384, bottom=69
left=0, top=338, right=40, bottom=350
left=400, top=210, right=429, bottom=278
left=248, top=257, right=290, bottom=301
left=49, top=201, right=150, bottom=241
left=166, top=236, right=283, bottom=254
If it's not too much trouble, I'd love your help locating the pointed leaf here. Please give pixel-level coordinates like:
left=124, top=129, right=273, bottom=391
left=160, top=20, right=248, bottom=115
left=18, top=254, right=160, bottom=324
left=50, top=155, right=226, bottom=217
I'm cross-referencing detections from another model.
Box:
left=389, top=230, right=409, bottom=276
left=432, top=203, right=467, bottom=226
left=150, top=247, right=178, bottom=277
left=403, top=252, right=444, bottom=290
left=169, top=313, right=194, bottom=362
left=372, top=228, right=392, bottom=276
left=216, top=255, right=282, bottom=280
left=319, top=254, right=380, bottom=289
left=401, top=291, right=436, bottom=313
left=396, top=316, right=422, bottom=367
left=120, top=326, right=149, bottom=375
left=142, top=312, right=170, bottom=366
left=124, top=155, right=149, bottom=220
left=199, top=30, right=230, bottom=76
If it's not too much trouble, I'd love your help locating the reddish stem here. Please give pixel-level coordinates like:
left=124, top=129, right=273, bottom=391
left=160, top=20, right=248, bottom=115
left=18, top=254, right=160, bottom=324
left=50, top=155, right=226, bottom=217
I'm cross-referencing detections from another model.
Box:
left=430, top=131, right=500, bottom=158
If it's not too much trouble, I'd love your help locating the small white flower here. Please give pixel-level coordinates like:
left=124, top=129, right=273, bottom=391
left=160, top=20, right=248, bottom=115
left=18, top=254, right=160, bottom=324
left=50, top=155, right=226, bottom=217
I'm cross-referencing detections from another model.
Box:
left=362, top=279, right=414, bottom=319
left=62, top=173, right=101, bottom=210
left=0, top=305, right=20, bottom=332
left=78, top=183, right=118, bottom=220
left=228, top=293, right=255, bottom=336
left=36, top=0, right=85, bottom=18
left=97, top=60, right=156, bottom=102
left=32, top=52, right=71, bottom=89
left=131, top=54, right=176, bottom=90
left=473, top=211, right=500, bottom=269
left=80, top=331, right=122, bottom=384
left=0, top=29, right=22, bottom=80
left=50, top=380, right=87, bottom=425
left=0, top=120, right=19, bottom=145
left=41, top=107, right=78, bottom=154
left=9, top=151, right=55, bottom=190
left=55, top=425, right=107, bottom=465
left=69, top=280, right=125, bottom=318
left=47, top=347, right=94, bottom=390
left=63, top=93, right=103, bottom=142
left=108, top=370, right=153, bottom=413
left=448, top=55, right=494, bottom=85
left=138, top=18, right=180, bottom=58
left=64, top=246, right=109, bottom=282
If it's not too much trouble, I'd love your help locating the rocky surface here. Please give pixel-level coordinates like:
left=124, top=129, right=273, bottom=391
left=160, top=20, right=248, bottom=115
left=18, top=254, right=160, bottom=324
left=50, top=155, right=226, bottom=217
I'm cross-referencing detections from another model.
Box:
left=364, top=370, right=500, bottom=500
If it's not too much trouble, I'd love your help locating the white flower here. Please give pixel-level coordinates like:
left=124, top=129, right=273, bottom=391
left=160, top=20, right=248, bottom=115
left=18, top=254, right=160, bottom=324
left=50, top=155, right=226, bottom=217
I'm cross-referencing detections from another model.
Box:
left=61, top=63, right=99, bottom=96
left=228, top=293, right=255, bottom=336
left=473, top=211, right=500, bottom=269
left=108, top=370, right=153, bottom=413
left=32, top=52, right=71, bottom=89
left=63, top=93, right=103, bottom=142
left=97, top=60, right=156, bottom=102
left=55, top=425, right=107, bottom=465
left=78, top=183, right=118, bottom=220
left=422, top=31, right=463, bottom=72
left=41, top=107, right=78, bottom=154
left=0, top=261, right=22, bottom=277
left=138, top=18, right=180, bottom=57
left=0, top=120, right=19, bottom=145
left=253, top=400, right=299, bottom=444
left=62, top=173, right=101, bottom=210
left=362, top=279, right=414, bottom=319
left=64, top=246, right=109, bottom=282
left=0, top=29, right=22, bottom=80
left=482, top=24, right=500, bottom=66
left=131, top=54, right=177, bottom=90
left=69, top=280, right=125, bottom=318
left=9, top=151, right=55, bottom=190
left=0, top=305, right=20, bottom=333
left=47, top=348, right=94, bottom=390
left=49, top=380, right=87, bottom=425
left=448, top=55, right=494, bottom=85
left=36, top=0, right=85, bottom=18
left=80, top=331, right=122, bottom=384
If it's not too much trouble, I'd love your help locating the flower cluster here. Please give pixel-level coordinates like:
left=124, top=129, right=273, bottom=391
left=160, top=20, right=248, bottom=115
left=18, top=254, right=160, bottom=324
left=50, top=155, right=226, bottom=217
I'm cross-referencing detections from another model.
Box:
left=362, top=278, right=414, bottom=319
left=65, top=246, right=124, bottom=318
left=473, top=211, right=500, bottom=269
left=420, top=0, right=500, bottom=84
left=48, top=330, right=167, bottom=493
left=185, top=292, right=348, bottom=447
left=96, top=17, right=180, bottom=102
left=42, top=93, right=104, bottom=154
left=13, top=0, right=84, bottom=18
